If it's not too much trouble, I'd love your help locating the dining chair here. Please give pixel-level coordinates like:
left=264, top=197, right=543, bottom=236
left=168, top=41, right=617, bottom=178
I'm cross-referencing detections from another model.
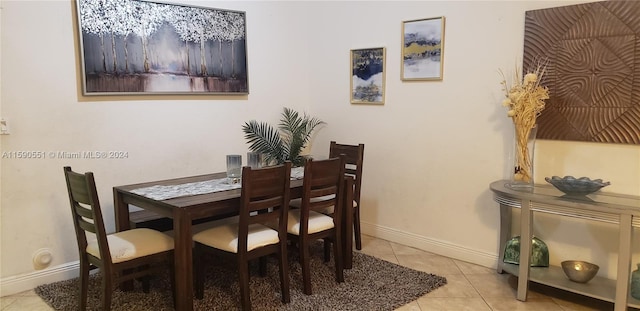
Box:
left=63, top=166, right=175, bottom=311
left=329, top=141, right=365, bottom=250
left=288, top=156, right=346, bottom=295
left=193, top=162, right=292, bottom=311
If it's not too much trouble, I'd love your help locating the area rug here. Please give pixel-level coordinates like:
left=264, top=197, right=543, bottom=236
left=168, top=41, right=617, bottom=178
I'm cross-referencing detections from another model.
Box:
left=35, top=243, right=447, bottom=311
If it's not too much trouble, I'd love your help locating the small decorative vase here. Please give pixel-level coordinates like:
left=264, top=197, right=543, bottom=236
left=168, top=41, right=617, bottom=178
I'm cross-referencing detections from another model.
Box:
left=503, top=235, right=549, bottom=267
left=508, top=126, right=537, bottom=188
left=631, top=263, right=640, bottom=299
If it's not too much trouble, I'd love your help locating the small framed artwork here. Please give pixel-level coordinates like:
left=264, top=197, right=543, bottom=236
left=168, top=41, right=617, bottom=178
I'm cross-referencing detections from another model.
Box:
left=401, top=16, right=445, bottom=81
left=350, top=47, right=386, bottom=105
left=76, top=0, right=248, bottom=95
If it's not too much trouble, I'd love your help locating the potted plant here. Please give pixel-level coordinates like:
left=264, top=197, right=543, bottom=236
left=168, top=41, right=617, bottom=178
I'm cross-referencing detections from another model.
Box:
left=242, top=107, right=325, bottom=167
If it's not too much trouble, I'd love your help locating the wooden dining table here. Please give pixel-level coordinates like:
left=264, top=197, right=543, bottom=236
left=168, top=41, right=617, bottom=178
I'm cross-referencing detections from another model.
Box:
left=113, top=171, right=354, bottom=311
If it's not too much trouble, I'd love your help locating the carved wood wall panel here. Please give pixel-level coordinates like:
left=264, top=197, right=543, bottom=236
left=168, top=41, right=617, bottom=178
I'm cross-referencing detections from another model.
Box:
left=524, top=1, right=640, bottom=144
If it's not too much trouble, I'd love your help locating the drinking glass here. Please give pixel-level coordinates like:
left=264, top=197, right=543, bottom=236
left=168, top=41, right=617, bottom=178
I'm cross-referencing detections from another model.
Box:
left=226, top=154, right=242, bottom=184
left=247, top=152, right=262, bottom=169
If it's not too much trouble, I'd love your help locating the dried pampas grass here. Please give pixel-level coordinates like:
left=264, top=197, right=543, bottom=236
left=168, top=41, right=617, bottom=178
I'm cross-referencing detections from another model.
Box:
left=500, top=63, right=549, bottom=183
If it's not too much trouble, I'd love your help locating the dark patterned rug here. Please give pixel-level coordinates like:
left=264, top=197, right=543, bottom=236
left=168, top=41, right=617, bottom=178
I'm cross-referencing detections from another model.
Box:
left=35, top=243, right=446, bottom=311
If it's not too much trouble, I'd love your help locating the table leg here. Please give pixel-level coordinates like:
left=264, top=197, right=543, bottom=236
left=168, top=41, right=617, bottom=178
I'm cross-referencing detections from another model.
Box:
left=113, top=188, right=133, bottom=291
left=517, top=198, right=532, bottom=301
left=497, top=203, right=512, bottom=274
left=173, top=209, right=194, bottom=311
left=614, top=214, right=632, bottom=311
left=113, top=188, right=131, bottom=232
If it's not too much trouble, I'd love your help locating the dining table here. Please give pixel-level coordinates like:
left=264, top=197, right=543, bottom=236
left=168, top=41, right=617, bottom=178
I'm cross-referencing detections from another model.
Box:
left=113, top=170, right=354, bottom=311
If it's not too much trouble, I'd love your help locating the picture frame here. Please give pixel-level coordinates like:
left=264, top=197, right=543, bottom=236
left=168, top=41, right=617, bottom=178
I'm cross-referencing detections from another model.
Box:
left=350, top=47, right=386, bottom=105
left=76, top=0, right=248, bottom=95
left=401, top=17, right=445, bottom=81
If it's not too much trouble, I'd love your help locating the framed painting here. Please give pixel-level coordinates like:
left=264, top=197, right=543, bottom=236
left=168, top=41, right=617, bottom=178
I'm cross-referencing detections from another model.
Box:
left=76, top=0, right=248, bottom=95
left=350, top=47, right=386, bottom=105
left=401, top=17, right=445, bottom=81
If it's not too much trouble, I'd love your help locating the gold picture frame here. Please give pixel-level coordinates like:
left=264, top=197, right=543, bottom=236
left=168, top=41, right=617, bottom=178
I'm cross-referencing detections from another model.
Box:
left=401, top=16, right=445, bottom=81
left=350, top=47, right=386, bottom=105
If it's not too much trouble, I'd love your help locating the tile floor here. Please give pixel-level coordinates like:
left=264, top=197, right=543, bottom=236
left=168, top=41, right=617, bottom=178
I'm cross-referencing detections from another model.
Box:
left=0, top=234, right=623, bottom=310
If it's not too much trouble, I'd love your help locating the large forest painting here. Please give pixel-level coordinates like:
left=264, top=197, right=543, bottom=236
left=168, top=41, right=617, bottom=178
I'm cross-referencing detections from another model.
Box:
left=76, top=0, right=248, bottom=95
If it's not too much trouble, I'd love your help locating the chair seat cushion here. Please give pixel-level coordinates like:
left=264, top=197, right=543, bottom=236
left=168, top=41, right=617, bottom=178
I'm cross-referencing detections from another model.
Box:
left=287, top=209, right=334, bottom=235
left=193, top=223, right=279, bottom=253
left=86, top=228, right=174, bottom=263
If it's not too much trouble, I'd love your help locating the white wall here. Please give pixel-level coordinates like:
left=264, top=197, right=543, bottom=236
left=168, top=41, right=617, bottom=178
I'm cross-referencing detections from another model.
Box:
left=302, top=0, right=639, bottom=277
left=306, top=0, right=520, bottom=264
left=1, top=0, right=638, bottom=296
left=0, top=0, right=314, bottom=293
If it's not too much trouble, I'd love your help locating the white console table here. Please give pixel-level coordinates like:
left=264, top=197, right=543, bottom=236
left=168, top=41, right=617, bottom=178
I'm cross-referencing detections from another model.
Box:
left=490, top=180, right=640, bottom=311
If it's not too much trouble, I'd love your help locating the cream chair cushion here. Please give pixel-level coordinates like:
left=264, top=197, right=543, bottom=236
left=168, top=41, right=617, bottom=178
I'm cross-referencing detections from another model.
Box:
left=193, top=223, right=279, bottom=253
left=287, top=209, right=334, bottom=235
left=86, top=228, right=174, bottom=264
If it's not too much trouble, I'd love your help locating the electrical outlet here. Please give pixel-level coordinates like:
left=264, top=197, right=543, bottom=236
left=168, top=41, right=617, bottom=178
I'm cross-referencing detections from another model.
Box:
left=0, top=118, right=9, bottom=135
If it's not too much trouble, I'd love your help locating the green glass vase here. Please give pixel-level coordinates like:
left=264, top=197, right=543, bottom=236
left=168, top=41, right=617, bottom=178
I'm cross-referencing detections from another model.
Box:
left=503, top=236, right=549, bottom=267
left=631, top=264, right=640, bottom=300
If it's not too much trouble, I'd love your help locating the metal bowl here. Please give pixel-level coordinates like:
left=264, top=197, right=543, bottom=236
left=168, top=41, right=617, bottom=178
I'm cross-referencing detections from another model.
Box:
left=561, top=260, right=599, bottom=283
left=545, top=176, right=610, bottom=196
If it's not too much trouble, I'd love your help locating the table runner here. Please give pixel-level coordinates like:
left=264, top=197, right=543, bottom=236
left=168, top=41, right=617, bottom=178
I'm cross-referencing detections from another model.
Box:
left=131, top=167, right=305, bottom=201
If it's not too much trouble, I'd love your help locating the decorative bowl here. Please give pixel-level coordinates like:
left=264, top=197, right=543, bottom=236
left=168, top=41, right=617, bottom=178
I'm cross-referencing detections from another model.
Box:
left=561, top=260, right=599, bottom=283
left=545, top=176, right=610, bottom=196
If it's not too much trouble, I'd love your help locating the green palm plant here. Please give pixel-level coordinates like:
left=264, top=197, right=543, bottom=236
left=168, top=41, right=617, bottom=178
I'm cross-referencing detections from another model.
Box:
left=242, top=107, right=325, bottom=167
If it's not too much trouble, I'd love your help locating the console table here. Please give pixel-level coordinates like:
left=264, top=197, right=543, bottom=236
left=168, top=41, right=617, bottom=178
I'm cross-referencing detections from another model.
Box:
left=490, top=180, right=640, bottom=311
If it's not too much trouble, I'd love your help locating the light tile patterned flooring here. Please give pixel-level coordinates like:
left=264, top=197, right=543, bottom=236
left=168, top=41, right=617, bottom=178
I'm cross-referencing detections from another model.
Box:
left=0, top=234, right=620, bottom=310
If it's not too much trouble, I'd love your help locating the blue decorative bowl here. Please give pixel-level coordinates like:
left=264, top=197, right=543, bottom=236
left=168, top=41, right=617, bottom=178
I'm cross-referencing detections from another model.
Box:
left=545, top=176, right=610, bottom=196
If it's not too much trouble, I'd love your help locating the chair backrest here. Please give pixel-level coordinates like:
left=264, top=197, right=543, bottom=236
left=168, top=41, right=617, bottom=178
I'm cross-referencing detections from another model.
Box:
left=329, top=141, right=364, bottom=203
left=63, top=166, right=113, bottom=266
left=299, top=156, right=346, bottom=234
left=238, top=162, right=292, bottom=252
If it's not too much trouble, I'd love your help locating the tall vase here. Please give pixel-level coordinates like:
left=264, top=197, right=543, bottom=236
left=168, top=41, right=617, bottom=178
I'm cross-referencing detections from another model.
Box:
left=508, top=126, right=537, bottom=188
left=631, top=263, right=640, bottom=300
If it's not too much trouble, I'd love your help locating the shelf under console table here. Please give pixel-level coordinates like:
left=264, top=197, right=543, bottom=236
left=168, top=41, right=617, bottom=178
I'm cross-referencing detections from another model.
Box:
left=490, top=180, right=640, bottom=311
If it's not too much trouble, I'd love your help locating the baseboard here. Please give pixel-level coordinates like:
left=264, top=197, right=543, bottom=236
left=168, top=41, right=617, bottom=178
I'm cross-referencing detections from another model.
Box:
left=0, top=261, right=79, bottom=297
left=361, top=221, right=499, bottom=269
